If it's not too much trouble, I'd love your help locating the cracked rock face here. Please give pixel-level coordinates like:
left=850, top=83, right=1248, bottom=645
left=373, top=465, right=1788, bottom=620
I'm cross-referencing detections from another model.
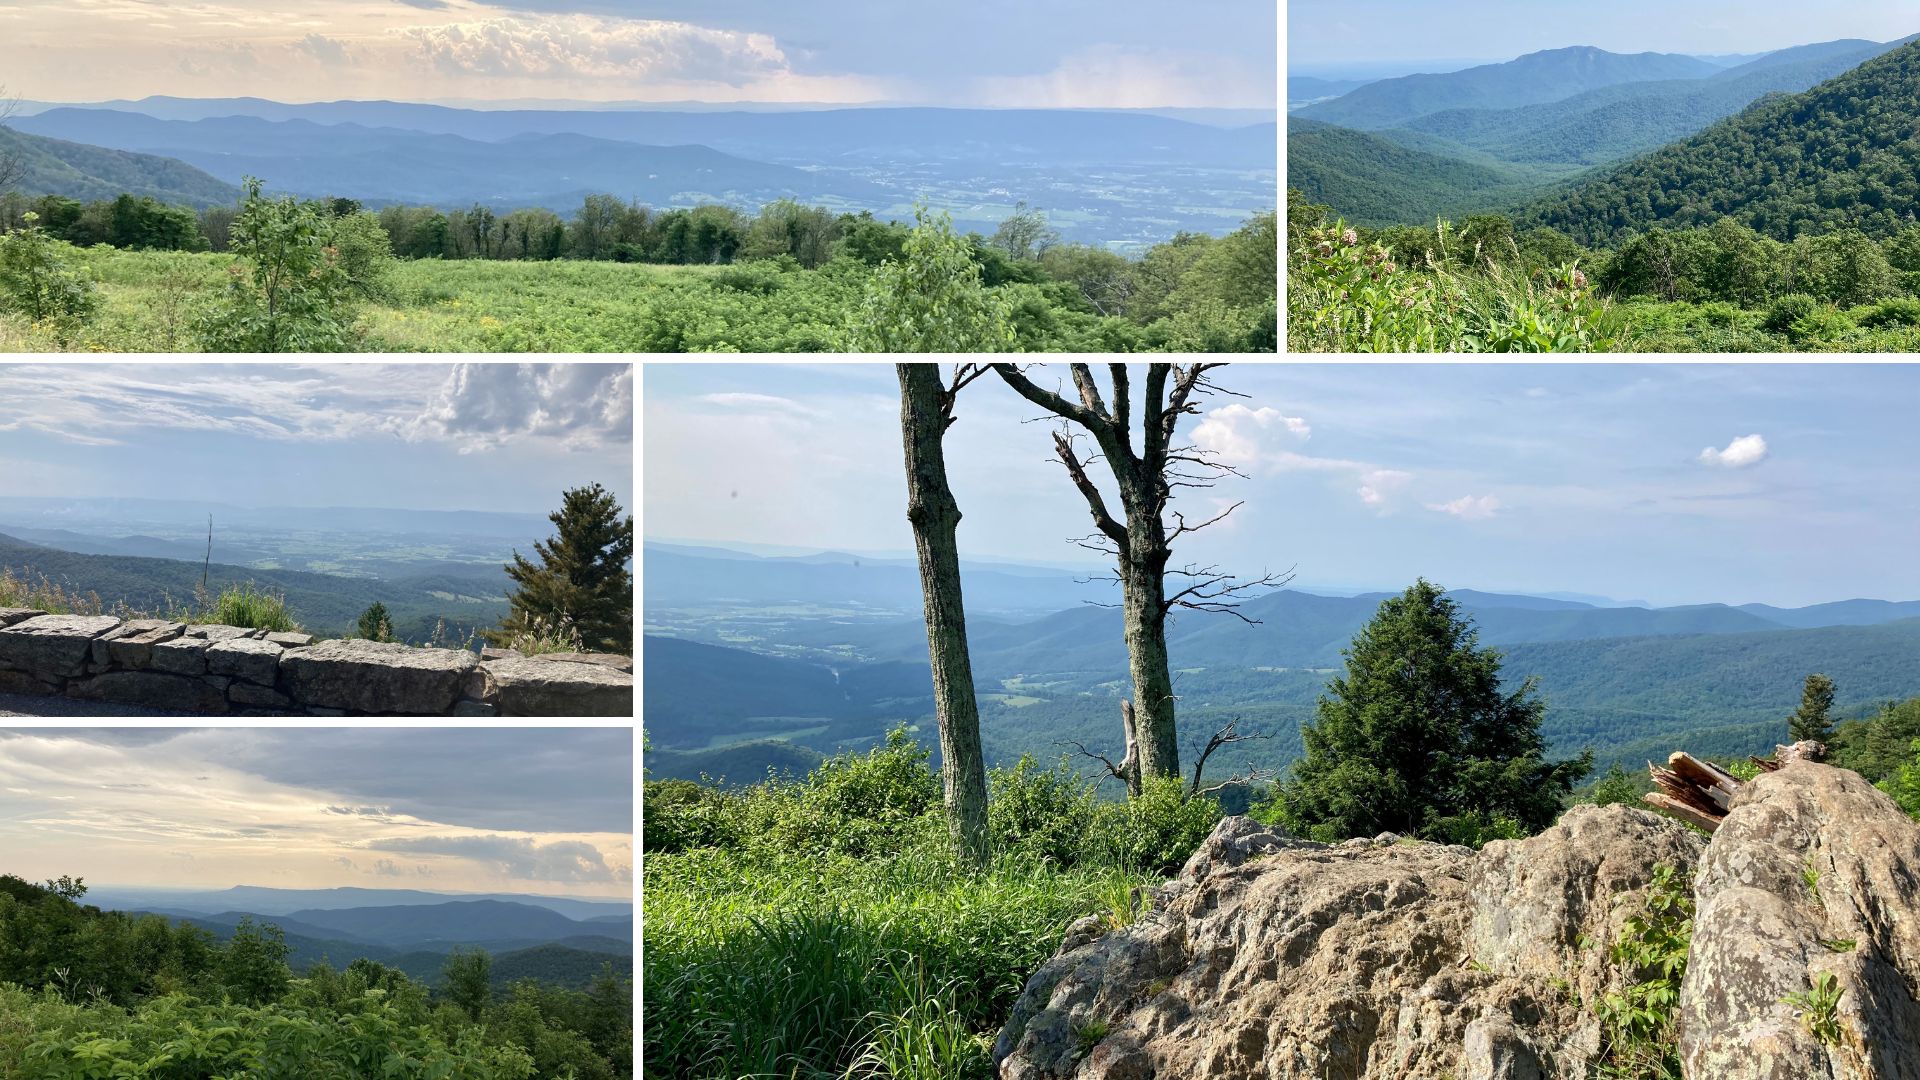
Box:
left=1679, top=764, right=1920, bottom=1080
left=997, top=775, right=1917, bottom=1080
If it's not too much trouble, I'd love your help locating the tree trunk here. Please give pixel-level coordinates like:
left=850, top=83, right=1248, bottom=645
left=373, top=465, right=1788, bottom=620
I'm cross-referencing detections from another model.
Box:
left=897, top=364, right=990, bottom=863
left=1119, top=514, right=1180, bottom=784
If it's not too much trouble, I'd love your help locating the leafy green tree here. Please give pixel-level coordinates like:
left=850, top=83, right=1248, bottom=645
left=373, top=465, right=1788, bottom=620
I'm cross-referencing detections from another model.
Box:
left=443, top=946, right=493, bottom=1022
left=488, top=482, right=633, bottom=654
left=329, top=211, right=395, bottom=300
left=0, top=212, right=100, bottom=341
left=220, top=917, right=291, bottom=1005
left=850, top=206, right=1014, bottom=351
left=357, top=601, right=394, bottom=643
left=1267, top=579, right=1593, bottom=843
left=1880, top=740, right=1920, bottom=818
left=1788, top=673, right=1838, bottom=743
left=197, top=178, right=359, bottom=351
left=1588, top=763, right=1644, bottom=807
left=990, top=200, right=1059, bottom=262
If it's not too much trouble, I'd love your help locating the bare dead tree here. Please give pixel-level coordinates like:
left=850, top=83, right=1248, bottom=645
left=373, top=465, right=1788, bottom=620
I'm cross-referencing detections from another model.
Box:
left=993, top=363, right=1291, bottom=794
left=898, top=362, right=993, bottom=862
left=1186, top=717, right=1276, bottom=801
left=0, top=89, right=24, bottom=196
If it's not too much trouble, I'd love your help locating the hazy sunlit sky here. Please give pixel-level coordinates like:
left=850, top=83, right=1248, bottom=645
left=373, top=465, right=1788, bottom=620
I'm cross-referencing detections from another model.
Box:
left=0, top=362, right=632, bottom=515
left=1291, top=0, right=1919, bottom=72
left=2, top=0, right=1275, bottom=108
left=644, top=363, right=1920, bottom=608
left=0, top=729, right=631, bottom=894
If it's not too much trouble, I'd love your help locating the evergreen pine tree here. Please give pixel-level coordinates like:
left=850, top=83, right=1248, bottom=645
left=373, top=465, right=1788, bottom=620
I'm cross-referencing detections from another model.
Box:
left=356, top=601, right=393, bottom=643
left=487, top=483, right=633, bottom=653
left=1788, top=673, right=1837, bottom=743
left=1268, top=579, right=1593, bottom=844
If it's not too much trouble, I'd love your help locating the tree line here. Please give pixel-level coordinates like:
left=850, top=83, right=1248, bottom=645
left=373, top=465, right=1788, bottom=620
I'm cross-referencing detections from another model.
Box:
left=0, top=875, right=630, bottom=1077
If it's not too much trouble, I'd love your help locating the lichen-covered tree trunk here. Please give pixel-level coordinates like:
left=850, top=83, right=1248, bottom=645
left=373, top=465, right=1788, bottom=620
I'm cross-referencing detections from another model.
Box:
left=897, top=364, right=990, bottom=862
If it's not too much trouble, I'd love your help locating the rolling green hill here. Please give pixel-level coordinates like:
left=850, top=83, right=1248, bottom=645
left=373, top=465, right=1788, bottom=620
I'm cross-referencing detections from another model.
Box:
left=1395, top=37, right=1906, bottom=167
left=1285, top=118, right=1569, bottom=226
left=1294, top=46, right=1721, bottom=130
left=0, top=531, right=506, bottom=641
left=0, top=124, right=238, bottom=207
left=1519, top=38, right=1920, bottom=244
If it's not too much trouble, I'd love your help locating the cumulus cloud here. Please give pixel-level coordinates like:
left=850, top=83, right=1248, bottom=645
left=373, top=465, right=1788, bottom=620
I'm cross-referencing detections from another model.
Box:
left=1358, top=469, right=1412, bottom=507
left=367, top=834, right=628, bottom=883
left=398, top=14, right=788, bottom=84
left=1699, top=433, right=1768, bottom=468
left=1191, top=404, right=1311, bottom=468
left=411, top=363, right=632, bottom=450
left=1427, top=494, right=1503, bottom=520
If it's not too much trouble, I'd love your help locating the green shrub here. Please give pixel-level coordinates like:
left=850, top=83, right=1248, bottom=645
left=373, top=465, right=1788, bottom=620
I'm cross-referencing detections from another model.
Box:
left=1762, top=293, right=1822, bottom=333
left=755, top=727, right=943, bottom=858
left=0, top=214, right=101, bottom=343
left=1090, top=776, right=1222, bottom=876
left=1856, top=296, right=1920, bottom=328
left=203, top=582, right=300, bottom=632
left=986, top=755, right=1099, bottom=866
left=642, top=778, right=741, bottom=854
left=1594, top=863, right=1693, bottom=1079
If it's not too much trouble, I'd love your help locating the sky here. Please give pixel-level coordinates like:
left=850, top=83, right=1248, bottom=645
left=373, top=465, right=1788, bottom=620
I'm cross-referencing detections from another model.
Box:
left=1290, top=0, right=1919, bottom=71
left=0, top=362, right=632, bottom=515
left=644, top=363, right=1920, bottom=609
left=0, top=0, right=1275, bottom=109
left=0, top=728, right=632, bottom=895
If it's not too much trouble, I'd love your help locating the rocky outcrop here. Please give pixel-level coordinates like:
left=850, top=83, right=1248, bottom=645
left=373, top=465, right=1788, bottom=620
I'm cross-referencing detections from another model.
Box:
left=1680, top=764, right=1920, bottom=1079
left=995, top=762, right=1920, bottom=1080
left=0, top=610, right=633, bottom=717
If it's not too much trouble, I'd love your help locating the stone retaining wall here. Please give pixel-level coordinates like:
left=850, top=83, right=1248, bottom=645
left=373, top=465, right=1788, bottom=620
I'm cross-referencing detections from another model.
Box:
left=0, top=609, right=632, bottom=716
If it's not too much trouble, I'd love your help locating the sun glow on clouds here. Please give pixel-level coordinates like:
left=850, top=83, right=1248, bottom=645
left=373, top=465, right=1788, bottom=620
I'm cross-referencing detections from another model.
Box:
left=0, top=732, right=631, bottom=894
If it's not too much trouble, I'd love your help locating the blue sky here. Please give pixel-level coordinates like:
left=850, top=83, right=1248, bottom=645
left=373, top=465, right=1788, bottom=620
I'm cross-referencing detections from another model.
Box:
left=1290, top=0, right=1918, bottom=69
left=0, top=729, right=631, bottom=893
left=644, top=363, right=1920, bottom=608
left=0, top=362, right=632, bottom=516
left=4, top=0, right=1274, bottom=108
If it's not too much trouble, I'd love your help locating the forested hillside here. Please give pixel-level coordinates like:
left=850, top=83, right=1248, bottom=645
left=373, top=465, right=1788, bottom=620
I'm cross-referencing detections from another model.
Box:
left=1285, top=119, right=1568, bottom=227
left=1521, top=38, right=1920, bottom=243
left=0, top=125, right=236, bottom=207
left=1294, top=46, right=1721, bottom=129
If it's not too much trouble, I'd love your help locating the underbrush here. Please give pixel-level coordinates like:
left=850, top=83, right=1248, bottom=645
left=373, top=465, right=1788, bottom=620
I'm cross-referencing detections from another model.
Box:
left=0, top=568, right=300, bottom=632
left=643, top=731, right=1217, bottom=1079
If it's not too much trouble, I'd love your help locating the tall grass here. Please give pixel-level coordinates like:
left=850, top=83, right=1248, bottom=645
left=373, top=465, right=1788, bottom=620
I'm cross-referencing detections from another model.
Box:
left=198, top=581, right=300, bottom=632
left=0, top=568, right=299, bottom=632
left=0, top=567, right=107, bottom=616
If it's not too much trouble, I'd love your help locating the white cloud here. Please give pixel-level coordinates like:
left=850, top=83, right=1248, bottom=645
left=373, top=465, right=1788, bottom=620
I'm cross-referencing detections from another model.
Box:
left=1699, top=433, right=1768, bottom=469
left=695, top=392, right=822, bottom=419
left=1358, top=469, right=1412, bottom=507
left=411, top=362, right=632, bottom=450
left=1427, top=494, right=1503, bottom=520
left=1191, top=404, right=1311, bottom=468
left=398, top=14, right=788, bottom=84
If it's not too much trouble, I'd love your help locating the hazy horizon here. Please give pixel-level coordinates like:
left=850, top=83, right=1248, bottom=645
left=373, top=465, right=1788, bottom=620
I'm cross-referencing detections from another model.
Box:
left=3, top=0, right=1275, bottom=110
left=0, top=729, right=632, bottom=895
left=0, top=363, right=633, bottom=517
left=1290, top=0, right=1917, bottom=66
left=645, top=364, right=1920, bottom=610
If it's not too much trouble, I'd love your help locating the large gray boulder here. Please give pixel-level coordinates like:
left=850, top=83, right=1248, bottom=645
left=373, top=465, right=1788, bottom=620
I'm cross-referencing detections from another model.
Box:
left=149, top=637, right=210, bottom=675
left=279, top=639, right=479, bottom=715
left=67, top=670, right=229, bottom=714
left=1679, top=762, right=1920, bottom=1080
left=0, top=615, right=122, bottom=678
left=484, top=656, right=633, bottom=716
left=206, top=637, right=283, bottom=686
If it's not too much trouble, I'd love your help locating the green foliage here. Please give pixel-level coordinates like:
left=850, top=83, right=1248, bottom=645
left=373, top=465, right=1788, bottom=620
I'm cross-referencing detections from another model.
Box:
left=202, top=581, right=299, bottom=632
left=1788, top=673, right=1837, bottom=743
left=1588, top=763, right=1647, bottom=808
left=488, top=482, right=633, bottom=654
left=0, top=213, right=101, bottom=342
left=442, top=948, right=492, bottom=1023
left=1830, top=698, right=1920, bottom=785
left=755, top=727, right=943, bottom=859
left=1524, top=41, right=1920, bottom=245
left=1782, top=972, right=1845, bottom=1046
left=195, top=178, right=365, bottom=351
left=1267, top=580, right=1593, bottom=843
left=0, top=875, right=629, bottom=1078
left=1878, top=738, right=1920, bottom=817
left=642, top=777, right=744, bottom=854
left=1087, top=776, right=1222, bottom=877
left=357, top=600, right=394, bottom=642
left=1594, top=864, right=1694, bottom=1079
left=986, top=755, right=1100, bottom=867
left=1287, top=211, right=1621, bottom=352
left=850, top=206, right=1016, bottom=352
